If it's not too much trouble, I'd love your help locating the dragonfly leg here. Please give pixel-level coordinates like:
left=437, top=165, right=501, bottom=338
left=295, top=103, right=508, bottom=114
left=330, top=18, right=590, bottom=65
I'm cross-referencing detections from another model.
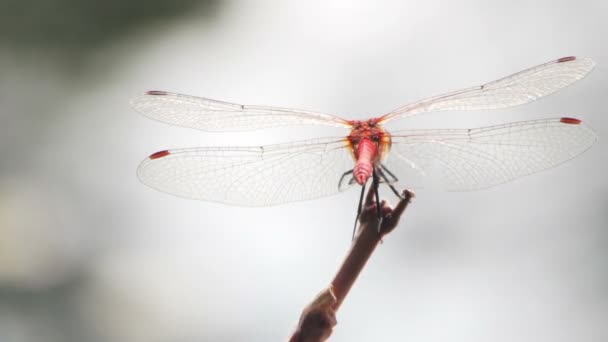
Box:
left=378, top=165, right=405, bottom=200
left=380, top=164, right=399, bottom=183
left=338, top=169, right=354, bottom=190
left=352, top=182, right=366, bottom=240
left=372, top=169, right=383, bottom=232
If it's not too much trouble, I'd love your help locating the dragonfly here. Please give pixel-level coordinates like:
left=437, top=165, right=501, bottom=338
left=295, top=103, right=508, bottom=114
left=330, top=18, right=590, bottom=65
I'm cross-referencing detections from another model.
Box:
left=132, top=56, right=597, bottom=227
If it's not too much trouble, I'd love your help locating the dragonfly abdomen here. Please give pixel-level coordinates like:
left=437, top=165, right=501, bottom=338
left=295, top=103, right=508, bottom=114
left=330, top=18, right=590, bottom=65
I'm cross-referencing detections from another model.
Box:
left=353, top=138, right=377, bottom=185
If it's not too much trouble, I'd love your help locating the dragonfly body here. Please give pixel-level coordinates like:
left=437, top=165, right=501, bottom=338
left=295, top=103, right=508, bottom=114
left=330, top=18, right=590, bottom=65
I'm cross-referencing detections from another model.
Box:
left=132, top=56, right=597, bottom=206
left=346, top=119, right=391, bottom=185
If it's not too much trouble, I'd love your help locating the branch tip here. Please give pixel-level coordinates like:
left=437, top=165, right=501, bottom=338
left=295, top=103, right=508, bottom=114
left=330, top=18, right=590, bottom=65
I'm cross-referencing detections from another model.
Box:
left=289, top=187, right=415, bottom=341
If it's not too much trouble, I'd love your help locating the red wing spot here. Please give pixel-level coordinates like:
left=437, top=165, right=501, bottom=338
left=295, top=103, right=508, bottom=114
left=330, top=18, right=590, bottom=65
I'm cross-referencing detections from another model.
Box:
left=557, top=56, right=576, bottom=63
left=560, top=117, right=582, bottom=125
left=149, top=150, right=170, bottom=159
left=146, top=90, right=168, bottom=96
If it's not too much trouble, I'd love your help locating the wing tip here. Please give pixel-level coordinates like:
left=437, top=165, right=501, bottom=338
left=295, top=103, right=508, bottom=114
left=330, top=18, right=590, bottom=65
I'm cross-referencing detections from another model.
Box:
left=558, top=117, right=598, bottom=145
left=556, top=56, right=596, bottom=69
left=557, top=56, right=577, bottom=63
left=560, top=117, right=582, bottom=125
left=146, top=90, right=169, bottom=96
left=149, top=150, right=171, bottom=160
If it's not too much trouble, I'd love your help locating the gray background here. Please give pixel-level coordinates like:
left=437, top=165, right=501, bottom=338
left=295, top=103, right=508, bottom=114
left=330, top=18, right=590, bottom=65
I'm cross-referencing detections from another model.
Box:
left=0, top=0, right=606, bottom=341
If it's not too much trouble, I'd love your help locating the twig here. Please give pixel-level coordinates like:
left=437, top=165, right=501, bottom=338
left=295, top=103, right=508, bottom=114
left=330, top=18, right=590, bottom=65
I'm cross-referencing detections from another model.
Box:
left=289, top=188, right=415, bottom=342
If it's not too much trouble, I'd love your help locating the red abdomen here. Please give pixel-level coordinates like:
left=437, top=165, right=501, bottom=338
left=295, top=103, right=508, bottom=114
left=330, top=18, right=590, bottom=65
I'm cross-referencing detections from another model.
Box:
left=353, top=139, right=377, bottom=185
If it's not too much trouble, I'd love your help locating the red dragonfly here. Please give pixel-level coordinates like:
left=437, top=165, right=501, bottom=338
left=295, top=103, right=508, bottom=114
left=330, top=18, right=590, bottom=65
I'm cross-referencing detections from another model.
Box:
left=132, top=56, right=597, bottom=213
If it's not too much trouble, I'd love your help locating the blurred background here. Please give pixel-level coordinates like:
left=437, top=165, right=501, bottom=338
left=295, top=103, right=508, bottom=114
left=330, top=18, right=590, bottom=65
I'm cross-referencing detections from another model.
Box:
left=0, top=0, right=606, bottom=341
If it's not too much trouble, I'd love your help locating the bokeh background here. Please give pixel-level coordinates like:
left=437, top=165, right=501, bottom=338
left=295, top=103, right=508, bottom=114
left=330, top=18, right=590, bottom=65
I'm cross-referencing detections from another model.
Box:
left=1, top=1, right=607, bottom=341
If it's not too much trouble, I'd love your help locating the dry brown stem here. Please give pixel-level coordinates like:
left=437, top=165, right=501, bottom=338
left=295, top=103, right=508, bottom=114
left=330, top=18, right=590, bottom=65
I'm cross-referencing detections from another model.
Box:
left=289, top=188, right=414, bottom=342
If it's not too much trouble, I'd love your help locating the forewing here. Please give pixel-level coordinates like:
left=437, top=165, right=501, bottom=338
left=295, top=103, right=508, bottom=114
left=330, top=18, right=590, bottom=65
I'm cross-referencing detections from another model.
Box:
left=130, top=91, right=350, bottom=131
left=137, top=137, right=357, bottom=206
left=382, top=57, right=595, bottom=122
left=385, top=118, right=596, bottom=190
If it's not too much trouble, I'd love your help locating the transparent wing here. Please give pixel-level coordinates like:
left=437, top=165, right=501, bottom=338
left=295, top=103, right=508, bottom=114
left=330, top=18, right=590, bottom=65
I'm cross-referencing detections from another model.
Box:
left=137, top=137, right=357, bottom=206
left=130, top=91, right=350, bottom=131
left=381, top=57, right=595, bottom=122
left=384, top=118, right=596, bottom=190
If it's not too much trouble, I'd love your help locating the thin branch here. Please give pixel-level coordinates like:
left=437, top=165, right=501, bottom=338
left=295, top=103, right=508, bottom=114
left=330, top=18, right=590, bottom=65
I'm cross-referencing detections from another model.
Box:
left=289, top=188, right=415, bottom=342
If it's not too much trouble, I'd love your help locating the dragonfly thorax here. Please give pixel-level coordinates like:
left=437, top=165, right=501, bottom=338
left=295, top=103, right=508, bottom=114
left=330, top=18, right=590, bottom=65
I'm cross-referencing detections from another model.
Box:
left=347, top=119, right=392, bottom=163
